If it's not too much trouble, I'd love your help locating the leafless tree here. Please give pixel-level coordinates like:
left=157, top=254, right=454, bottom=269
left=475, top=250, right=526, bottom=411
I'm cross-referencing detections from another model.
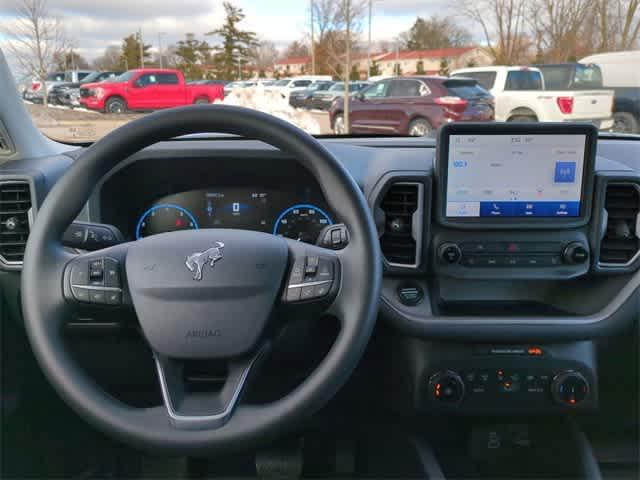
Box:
left=93, top=46, right=124, bottom=71
left=457, top=0, right=529, bottom=65
left=594, top=0, right=640, bottom=51
left=0, top=0, right=67, bottom=105
left=527, top=0, right=595, bottom=62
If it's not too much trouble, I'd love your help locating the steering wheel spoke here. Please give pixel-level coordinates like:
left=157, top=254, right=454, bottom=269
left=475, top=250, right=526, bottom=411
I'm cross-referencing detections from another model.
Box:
left=154, top=344, right=269, bottom=431
left=62, top=243, right=133, bottom=309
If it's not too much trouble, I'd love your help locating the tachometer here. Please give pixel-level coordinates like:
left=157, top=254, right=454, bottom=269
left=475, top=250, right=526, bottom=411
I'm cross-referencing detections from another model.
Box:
left=273, top=204, right=332, bottom=243
left=135, top=204, right=199, bottom=239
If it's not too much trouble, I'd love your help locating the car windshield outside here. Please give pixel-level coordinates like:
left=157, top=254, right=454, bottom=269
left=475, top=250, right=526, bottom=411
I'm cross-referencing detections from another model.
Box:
left=1, top=0, right=638, bottom=141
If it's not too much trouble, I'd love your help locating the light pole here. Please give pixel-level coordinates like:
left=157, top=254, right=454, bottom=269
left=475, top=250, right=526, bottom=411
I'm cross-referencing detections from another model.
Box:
left=158, top=32, right=167, bottom=68
left=367, top=0, right=371, bottom=79
left=310, top=0, right=315, bottom=75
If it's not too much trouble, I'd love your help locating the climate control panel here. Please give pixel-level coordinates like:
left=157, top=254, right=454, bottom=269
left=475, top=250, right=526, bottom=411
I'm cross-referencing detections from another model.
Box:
left=413, top=342, right=598, bottom=414
left=432, top=231, right=592, bottom=279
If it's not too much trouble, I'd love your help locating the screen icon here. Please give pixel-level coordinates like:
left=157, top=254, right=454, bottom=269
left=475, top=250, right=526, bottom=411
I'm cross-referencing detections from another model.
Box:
left=554, top=162, right=577, bottom=183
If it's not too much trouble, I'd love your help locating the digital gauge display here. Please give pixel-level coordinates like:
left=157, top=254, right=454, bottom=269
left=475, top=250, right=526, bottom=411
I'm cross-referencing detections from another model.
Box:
left=134, top=188, right=333, bottom=244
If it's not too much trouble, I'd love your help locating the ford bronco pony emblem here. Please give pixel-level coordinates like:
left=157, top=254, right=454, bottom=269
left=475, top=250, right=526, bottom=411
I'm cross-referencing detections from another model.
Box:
left=185, top=242, right=225, bottom=281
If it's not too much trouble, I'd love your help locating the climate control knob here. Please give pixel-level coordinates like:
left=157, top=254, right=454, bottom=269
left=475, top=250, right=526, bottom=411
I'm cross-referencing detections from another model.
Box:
left=428, top=370, right=465, bottom=404
left=551, top=371, right=590, bottom=406
left=562, top=242, right=589, bottom=265
left=438, top=243, right=462, bottom=264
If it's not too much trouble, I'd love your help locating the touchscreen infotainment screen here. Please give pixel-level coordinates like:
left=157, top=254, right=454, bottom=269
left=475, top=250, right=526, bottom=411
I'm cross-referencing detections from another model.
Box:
left=445, top=134, right=587, bottom=218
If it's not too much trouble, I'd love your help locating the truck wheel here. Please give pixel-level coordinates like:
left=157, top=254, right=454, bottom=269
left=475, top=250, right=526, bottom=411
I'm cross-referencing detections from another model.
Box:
left=613, top=112, right=639, bottom=134
left=408, top=118, right=432, bottom=137
left=194, top=97, right=209, bottom=105
left=507, top=115, right=537, bottom=122
left=104, top=97, right=127, bottom=114
left=333, top=114, right=346, bottom=135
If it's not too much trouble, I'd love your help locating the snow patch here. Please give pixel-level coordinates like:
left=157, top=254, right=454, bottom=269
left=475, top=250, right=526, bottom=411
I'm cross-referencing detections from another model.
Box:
left=216, top=86, right=320, bottom=135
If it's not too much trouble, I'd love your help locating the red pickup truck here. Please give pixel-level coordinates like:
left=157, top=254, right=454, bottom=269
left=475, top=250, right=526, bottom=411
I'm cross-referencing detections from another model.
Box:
left=79, top=69, right=224, bottom=113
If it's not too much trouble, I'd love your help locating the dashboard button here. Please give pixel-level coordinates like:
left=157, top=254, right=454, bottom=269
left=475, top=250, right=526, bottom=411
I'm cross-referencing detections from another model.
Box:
left=439, top=243, right=462, bottom=264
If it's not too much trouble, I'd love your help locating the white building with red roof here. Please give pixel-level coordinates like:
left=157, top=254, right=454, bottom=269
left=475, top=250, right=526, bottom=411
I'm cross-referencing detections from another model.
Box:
left=377, top=47, right=492, bottom=76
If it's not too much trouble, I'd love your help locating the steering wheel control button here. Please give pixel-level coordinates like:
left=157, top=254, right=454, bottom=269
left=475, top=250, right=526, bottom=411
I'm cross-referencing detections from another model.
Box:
left=286, top=287, right=302, bottom=302
left=319, top=224, right=349, bottom=250
left=104, top=258, right=121, bottom=288
left=552, top=371, right=590, bottom=406
left=316, top=259, right=334, bottom=280
left=71, top=286, right=90, bottom=302
left=305, top=256, right=319, bottom=275
left=289, top=258, right=305, bottom=284
left=70, top=261, right=90, bottom=286
left=89, top=289, right=107, bottom=304
left=397, top=284, right=423, bottom=306
left=300, top=285, right=315, bottom=300
left=438, top=243, right=461, bottom=264
left=314, top=283, right=331, bottom=297
left=105, top=290, right=122, bottom=305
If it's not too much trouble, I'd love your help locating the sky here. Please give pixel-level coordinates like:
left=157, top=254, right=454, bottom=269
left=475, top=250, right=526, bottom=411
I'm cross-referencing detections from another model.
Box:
left=0, top=0, right=459, bottom=71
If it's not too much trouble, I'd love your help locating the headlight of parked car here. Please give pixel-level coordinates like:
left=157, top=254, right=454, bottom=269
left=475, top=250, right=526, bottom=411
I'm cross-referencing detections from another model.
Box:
left=95, top=88, right=105, bottom=100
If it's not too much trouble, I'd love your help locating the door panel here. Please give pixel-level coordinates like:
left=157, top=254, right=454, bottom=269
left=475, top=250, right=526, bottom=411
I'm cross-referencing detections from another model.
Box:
left=350, top=81, right=391, bottom=134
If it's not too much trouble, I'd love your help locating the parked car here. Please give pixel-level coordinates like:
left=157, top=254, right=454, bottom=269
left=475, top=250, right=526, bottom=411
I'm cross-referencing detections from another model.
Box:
left=329, top=77, right=494, bottom=136
left=79, top=69, right=225, bottom=113
left=266, top=76, right=333, bottom=100
left=49, top=71, right=122, bottom=106
left=450, top=66, right=615, bottom=130
left=579, top=51, right=640, bottom=134
left=188, top=79, right=229, bottom=86
left=24, top=70, right=97, bottom=104
left=223, top=80, right=258, bottom=97
left=289, top=81, right=334, bottom=108
left=310, top=81, right=372, bottom=110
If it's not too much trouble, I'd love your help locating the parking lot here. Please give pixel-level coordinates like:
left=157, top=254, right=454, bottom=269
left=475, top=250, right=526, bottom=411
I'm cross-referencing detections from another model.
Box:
left=27, top=103, right=332, bottom=143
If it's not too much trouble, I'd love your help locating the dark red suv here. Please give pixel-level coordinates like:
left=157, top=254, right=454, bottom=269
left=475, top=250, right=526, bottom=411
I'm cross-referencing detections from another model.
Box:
left=329, top=76, right=494, bottom=136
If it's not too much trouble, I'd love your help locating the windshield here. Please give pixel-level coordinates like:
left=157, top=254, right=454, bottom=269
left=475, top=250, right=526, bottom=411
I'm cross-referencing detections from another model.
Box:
left=2, top=0, right=637, bottom=141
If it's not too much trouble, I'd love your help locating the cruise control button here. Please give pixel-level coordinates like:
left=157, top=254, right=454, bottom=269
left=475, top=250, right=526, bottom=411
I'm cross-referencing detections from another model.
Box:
left=104, top=258, right=120, bottom=288
left=71, top=286, right=90, bottom=302
left=89, top=258, right=103, bottom=271
left=89, top=289, right=107, bottom=304
left=289, top=259, right=305, bottom=285
left=105, top=290, right=122, bottom=305
left=305, top=256, right=319, bottom=275
left=300, top=285, right=315, bottom=300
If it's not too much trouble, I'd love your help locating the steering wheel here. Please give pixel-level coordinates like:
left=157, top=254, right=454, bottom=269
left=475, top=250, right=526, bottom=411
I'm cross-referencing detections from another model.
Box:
left=20, top=105, right=381, bottom=455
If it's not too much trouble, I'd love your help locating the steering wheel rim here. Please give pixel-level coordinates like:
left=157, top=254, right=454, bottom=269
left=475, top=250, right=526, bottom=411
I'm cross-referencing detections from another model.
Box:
left=20, top=105, right=381, bottom=455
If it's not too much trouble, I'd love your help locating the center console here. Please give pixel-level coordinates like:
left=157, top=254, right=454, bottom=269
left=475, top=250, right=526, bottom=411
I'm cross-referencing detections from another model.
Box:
left=433, top=123, right=597, bottom=280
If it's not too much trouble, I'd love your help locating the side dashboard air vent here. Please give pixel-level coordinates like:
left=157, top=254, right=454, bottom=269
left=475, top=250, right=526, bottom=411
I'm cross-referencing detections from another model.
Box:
left=0, top=124, right=13, bottom=156
left=379, top=182, right=423, bottom=266
left=0, top=181, right=32, bottom=265
left=599, top=183, right=640, bottom=266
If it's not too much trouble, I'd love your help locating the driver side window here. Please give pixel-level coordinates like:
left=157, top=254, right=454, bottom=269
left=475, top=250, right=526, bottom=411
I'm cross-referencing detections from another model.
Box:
left=135, top=74, right=158, bottom=87
left=363, top=81, right=389, bottom=98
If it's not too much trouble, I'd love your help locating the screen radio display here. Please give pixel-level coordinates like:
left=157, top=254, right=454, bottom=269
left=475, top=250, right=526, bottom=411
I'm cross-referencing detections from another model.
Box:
left=445, top=134, right=587, bottom=218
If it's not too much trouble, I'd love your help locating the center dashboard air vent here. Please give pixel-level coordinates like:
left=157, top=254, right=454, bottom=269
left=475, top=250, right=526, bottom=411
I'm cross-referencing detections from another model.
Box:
left=599, top=183, right=640, bottom=266
left=379, top=182, right=423, bottom=267
left=0, top=181, right=32, bottom=265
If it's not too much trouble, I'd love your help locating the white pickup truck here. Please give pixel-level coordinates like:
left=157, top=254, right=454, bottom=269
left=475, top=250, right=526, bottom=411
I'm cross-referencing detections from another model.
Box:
left=450, top=66, right=614, bottom=130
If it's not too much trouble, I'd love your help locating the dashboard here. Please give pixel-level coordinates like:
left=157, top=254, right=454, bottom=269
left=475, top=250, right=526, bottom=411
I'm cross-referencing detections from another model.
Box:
left=2, top=125, right=640, bottom=419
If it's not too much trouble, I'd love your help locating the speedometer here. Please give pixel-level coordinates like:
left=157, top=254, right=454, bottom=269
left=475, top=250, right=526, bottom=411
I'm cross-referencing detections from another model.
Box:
left=135, top=204, right=199, bottom=239
left=273, top=204, right=332, bottom=243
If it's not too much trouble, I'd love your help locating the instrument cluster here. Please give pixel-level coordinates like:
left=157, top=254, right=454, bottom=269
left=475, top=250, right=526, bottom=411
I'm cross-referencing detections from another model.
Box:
left=134, top=187, right=334, bottom=244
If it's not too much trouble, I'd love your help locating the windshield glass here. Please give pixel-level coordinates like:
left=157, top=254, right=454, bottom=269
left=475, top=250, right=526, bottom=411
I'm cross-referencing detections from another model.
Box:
left=2, top=0, right=637, bottom=141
